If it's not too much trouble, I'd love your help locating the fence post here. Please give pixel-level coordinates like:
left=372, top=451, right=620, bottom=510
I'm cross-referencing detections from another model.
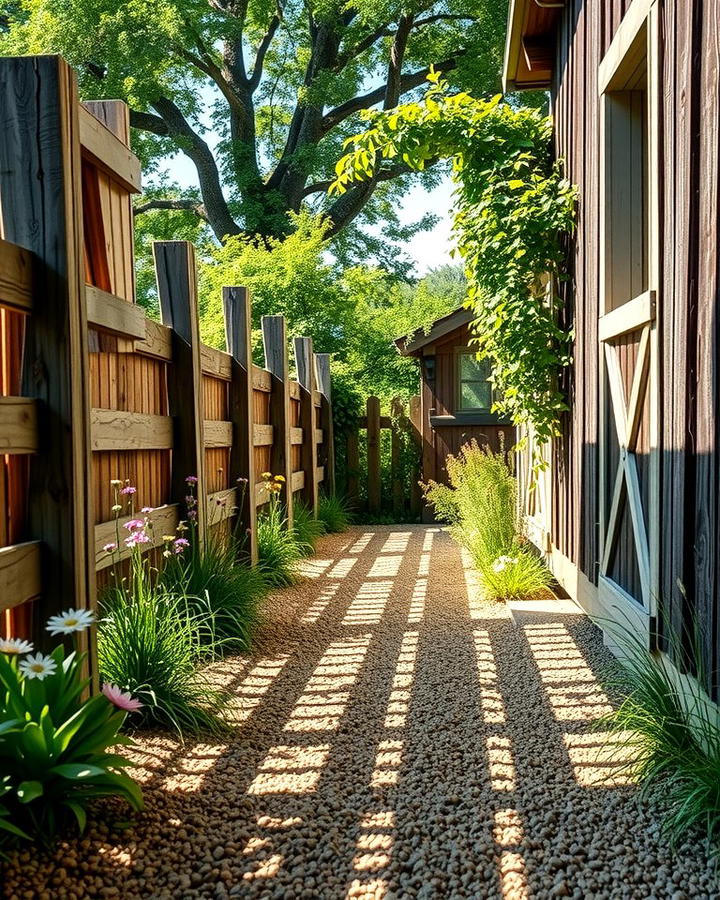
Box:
left=262, top=315, right=293, bottom=529
left=390, top=397, right=404, bottom=518
left=154, top=241, right=207, bottom=538
left=346, top=430, right=360, bottom=507
left=0, top=56, right=95, bottom=648
left=315, top=353, right=336, bottom=494
left=409, top=394, right=423, bottom=517
left=367, top=396, right=381, bottom=515
left=294, top=337, right=319, bottom=517
left=224, top=286, right=258, bottom=564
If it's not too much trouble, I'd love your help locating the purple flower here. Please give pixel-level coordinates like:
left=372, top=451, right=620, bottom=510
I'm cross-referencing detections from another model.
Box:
left=185, top=475, right=198, bottom=485
left=103, top=542, right=117, bottom=553
left=141, top=506, right=154, bottom=514
left=123, top=518, right=145, bottom=532
left=124, top=530, right=151, bottom=548
left=173, top=537, right=190, bottom=554
left=120, top=486, right=137, bottom=496
left=187, top=510, right=198, bottom=521
left=184, top=494, right=198, bottom=508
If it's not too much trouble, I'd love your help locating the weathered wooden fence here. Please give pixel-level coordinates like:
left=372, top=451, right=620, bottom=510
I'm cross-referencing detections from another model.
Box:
left=0, top=56, right=334, bottom=646
left=344, top=396, right=422, bottom=518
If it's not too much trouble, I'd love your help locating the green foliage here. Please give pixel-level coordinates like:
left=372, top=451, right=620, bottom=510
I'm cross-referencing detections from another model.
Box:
left=599, top=620, right=720, bottom=851
left=257, top=482, right=305, bottom=587
left=317, top=494, right=352, bottom=533
left=424, top=440, right=552, bottom=600
left=0, top=641, right=142, bottom=851
left=292, top=503, right=326, bottom=556
left=332, top=75, right=578, bottom=450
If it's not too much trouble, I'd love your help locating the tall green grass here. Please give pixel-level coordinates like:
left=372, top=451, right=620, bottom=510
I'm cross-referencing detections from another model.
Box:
left=424, top=439, right=552, bottom=601
left=599, top=617, right=720, bottom=850
left=318, top=493, right=351, bottom=533
left=257, top=497, right=304, bottom=586
left=292, top=502, right=326, bottom=555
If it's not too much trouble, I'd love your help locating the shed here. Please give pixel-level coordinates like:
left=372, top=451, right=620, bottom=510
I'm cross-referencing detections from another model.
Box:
left=396, top=308, right=514, bottom=519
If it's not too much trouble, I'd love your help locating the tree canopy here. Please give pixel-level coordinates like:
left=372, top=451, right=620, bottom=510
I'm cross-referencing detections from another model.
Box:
left=1, top=0, right=507, bottom=261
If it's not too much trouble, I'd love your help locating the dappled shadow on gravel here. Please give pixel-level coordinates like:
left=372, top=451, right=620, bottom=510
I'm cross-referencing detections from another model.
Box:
left=3, top=526, right=719, bottom=899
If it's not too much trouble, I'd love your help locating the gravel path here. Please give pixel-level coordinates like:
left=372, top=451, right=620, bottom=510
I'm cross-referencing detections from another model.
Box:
left=3, top=525, right=719, bottom=899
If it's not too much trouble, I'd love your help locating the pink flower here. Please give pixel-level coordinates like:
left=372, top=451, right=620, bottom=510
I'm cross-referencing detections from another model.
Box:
left=103, top=542, right=117, bottom=553
left=173, top=537, right=190, bottom=554
left=141, top=506, right=154, bottom=514
left=184, top=495, right=198, bottom=508
left=185, top=475, right=198, bottom=485
left=236, top=476, right=248, bottom=484
left=124, top=530, right=150, bottom=548
left=120, top=486, right=137, bottom=496
left=187, top=510, right=198, bottom=521
left=123, top=518, right=145, bottom=532
left=102, top=683, right=143, bottom=712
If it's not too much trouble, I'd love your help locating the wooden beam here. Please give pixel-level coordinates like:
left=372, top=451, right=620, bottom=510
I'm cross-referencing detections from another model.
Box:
left=294, top=336, right=319, bottom=515
left=598, top=0, right=653, bottom=95
left=0, top=397, right=39, bottom=454
left=207, top=487, right=237, bottom=525
left=0, top=238, right=33, bottom=313
left=91, top=409, right=174, bottom=451
left=366, top=396, right=381, bottom=514
left=252, top=365, right=272, bottom=392
left=316, top=353, right=336, bottom=494
left=598, top=290, right=655, bottom=341
left=135, top=318, right=173, bottom=361
left=78, top=105, right=142, bottom=193
left=0, top=56, right=95, bottom=644
left=290, top=426, right=304, bottom=445
left=85, top=284, right=146, bottom=339
left=262, top=315, right=293, bottom=527
left=200, top=343, right=232, bottom=380
left=291, top=470, right=305, bottom=492
left=0, top=542, right=42, bottom=611
left=95, top=504, right=179, bottom=571
left=223, top=285, right=257, bottom=563
left=253, top=424, right=274, bottom=446
left=204, top=420, right=233, bottom=448
left=523, top=35, right=555, bottom=72
left=289, top=381, right=301, bottom=401
left=154, top=241, right=207, bottom=537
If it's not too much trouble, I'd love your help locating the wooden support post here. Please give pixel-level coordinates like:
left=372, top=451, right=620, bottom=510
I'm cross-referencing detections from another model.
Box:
left=154, top=241, right=207, bottom=538
left=294, top=337, right=319, bottom=517
left=315, top=353, right=336, bottom=494
left=409, top=394, right=423, bottom=517
left=346, top=431, right=360, bottom=507
left=262, top=315, right=293, bottom=528
left=390, top=397, right=404, bottom=518
left=367, top=396, right=381, bottom=515
left=224, top=286, right=258, bottom=564
left=0, top=56, right=95, bottom=648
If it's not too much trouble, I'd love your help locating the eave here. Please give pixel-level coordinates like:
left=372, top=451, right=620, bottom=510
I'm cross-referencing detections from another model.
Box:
left=394, top=307, right=474, bottom=357
left=503, top=0, right=565, bottom=93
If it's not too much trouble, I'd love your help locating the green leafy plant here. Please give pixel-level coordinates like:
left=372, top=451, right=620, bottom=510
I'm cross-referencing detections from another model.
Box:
left=257, top=474, right=304, bottom=587
left=98, top=480, right=226, bottom=736
left=159, top=477, right=267, bottom=650
left=292, top=502, right=326, bottom=556
left=332, top=73, right=577, bottom=453
left=424, top=439, right=551, bottom=600
left=598, top=618, right=720, bottom=851
left=317, top=493, right=352, bottom=533
left=0, top=616, right=143, bottom=852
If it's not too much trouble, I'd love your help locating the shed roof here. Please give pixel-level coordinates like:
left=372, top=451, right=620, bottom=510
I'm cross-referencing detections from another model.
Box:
left=394, top=307, right=474, bottom=357
left=503, top=0, right=565, bottom=93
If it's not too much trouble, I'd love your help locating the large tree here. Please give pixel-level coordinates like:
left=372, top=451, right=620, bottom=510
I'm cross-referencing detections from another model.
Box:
left=1, top=0, right=506, bottom=252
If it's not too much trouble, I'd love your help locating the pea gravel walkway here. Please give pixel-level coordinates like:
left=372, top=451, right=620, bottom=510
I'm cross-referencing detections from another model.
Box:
left=3, top=525, right=720, bottom=899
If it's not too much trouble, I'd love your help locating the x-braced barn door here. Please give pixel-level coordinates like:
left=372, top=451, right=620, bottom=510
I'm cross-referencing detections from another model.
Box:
left=598, top=1, right=659, bottom=644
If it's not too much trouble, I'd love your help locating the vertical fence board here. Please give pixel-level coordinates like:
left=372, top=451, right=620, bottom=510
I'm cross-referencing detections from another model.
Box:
left=294, top=337, right=319, bottom=515
left=262, top=315, right=293, bottom=527
left=366, top=396, right=381, bottom=514
left=316, top=352, right=335, bottom=493
left=409, top=394, right=423, bottom=516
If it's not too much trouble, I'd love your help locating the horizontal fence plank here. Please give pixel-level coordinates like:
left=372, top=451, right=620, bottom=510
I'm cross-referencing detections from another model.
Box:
left=200, top=344, right=232, bottom=380
left=290, top=426, right=303, bottom=445
left=0, top=397, right=39, bottom=454
left=135, top=318, right=172, bottom=360
left=207, top=487, right=237, bottom=524
left=598, top=290, right=656, bottom=341
left=0, top=541, right=42, bottom=611
left=204, top=419, right=233, bottom=448
left=292, top=470, right=305, bottom=492
left=252, top=365, right=272, bottom=392
left=253, top=424, right=274, bottom=446
left=95, top=504, right=180, bottom=571
left=313, top=390, right=322, bottom=407
left=86, top=284, right=146, bottom=339
left=255, top=481, right=270, bottom=507
left=79, top=106, right=142, bottom=193
left=315, top=428, right=323, bottom=445
left=289, top=381, right=301, bottom=400
left=317, top=466, right=325, bottom=483
left=91, top=409, right=174, bottom=451
left=0, top=238, right=33, bottom=313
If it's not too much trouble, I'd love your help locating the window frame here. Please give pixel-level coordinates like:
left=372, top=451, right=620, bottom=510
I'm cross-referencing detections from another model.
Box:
left=455, top=349, right=494, bottom=413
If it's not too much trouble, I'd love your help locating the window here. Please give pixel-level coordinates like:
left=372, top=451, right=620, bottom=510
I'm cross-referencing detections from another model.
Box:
left=457, top=352, right=493, bottom=411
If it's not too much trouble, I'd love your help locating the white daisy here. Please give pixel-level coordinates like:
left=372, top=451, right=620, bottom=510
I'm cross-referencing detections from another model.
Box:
left=0, top=638, right=34, bottom=655
left=46, top=608, right=95, bottom=636
left=19, top=653, right=57, bottom=681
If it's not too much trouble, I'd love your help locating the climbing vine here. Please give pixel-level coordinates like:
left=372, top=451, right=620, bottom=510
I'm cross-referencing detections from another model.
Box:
left=331, top=73, right=577, bottom=451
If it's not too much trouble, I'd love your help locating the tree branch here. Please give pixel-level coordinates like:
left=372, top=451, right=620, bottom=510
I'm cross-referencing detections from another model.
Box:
left=129, top=109, right=169, bottom=136
left=133, top=198, right=209, bottom=220
left=301, top=160, right=428, bottom=198
left=249, top=11, right=282, bottom=90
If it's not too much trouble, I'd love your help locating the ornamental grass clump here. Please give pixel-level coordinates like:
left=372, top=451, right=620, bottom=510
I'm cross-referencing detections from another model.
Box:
left=292, top=501, right=326, bottom=556
left=0, top=613, right=143, bottom=853
left=598, top=618, right=720, bottom=852
left=159, top=476, right=268, bottom=650
left=98, top=480, right=226, bottom=736
left=257, top=473, right=304, bottom=586
left=423, top=440, right=552, bottom=601
left=317, top=493, right=351, bottom=533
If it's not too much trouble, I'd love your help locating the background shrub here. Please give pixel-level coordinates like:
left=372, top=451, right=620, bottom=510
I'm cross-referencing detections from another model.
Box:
left=317, top=494, right=351, bottom=533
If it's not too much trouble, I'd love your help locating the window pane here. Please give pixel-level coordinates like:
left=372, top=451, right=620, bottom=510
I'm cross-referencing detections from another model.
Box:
left=461, top=380, right=492, bottom=410
left=460, top=353, right=488, bottom=380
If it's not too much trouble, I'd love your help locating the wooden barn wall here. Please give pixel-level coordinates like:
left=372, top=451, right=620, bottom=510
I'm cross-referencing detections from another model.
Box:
left=553, top=0, right=720, bottom=685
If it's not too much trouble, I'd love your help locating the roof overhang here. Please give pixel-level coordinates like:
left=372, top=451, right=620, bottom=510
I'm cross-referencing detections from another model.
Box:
left=394, top=307, right=474, bottom=357
left=503, top=0, right=565, bottom=93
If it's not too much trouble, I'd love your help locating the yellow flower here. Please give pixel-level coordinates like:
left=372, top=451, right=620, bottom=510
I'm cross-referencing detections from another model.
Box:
left=261, top=472, right=272, bottom=480
left=162, top=535, right=175, bottom=542
left=274, top=475, right=285, bottom=483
